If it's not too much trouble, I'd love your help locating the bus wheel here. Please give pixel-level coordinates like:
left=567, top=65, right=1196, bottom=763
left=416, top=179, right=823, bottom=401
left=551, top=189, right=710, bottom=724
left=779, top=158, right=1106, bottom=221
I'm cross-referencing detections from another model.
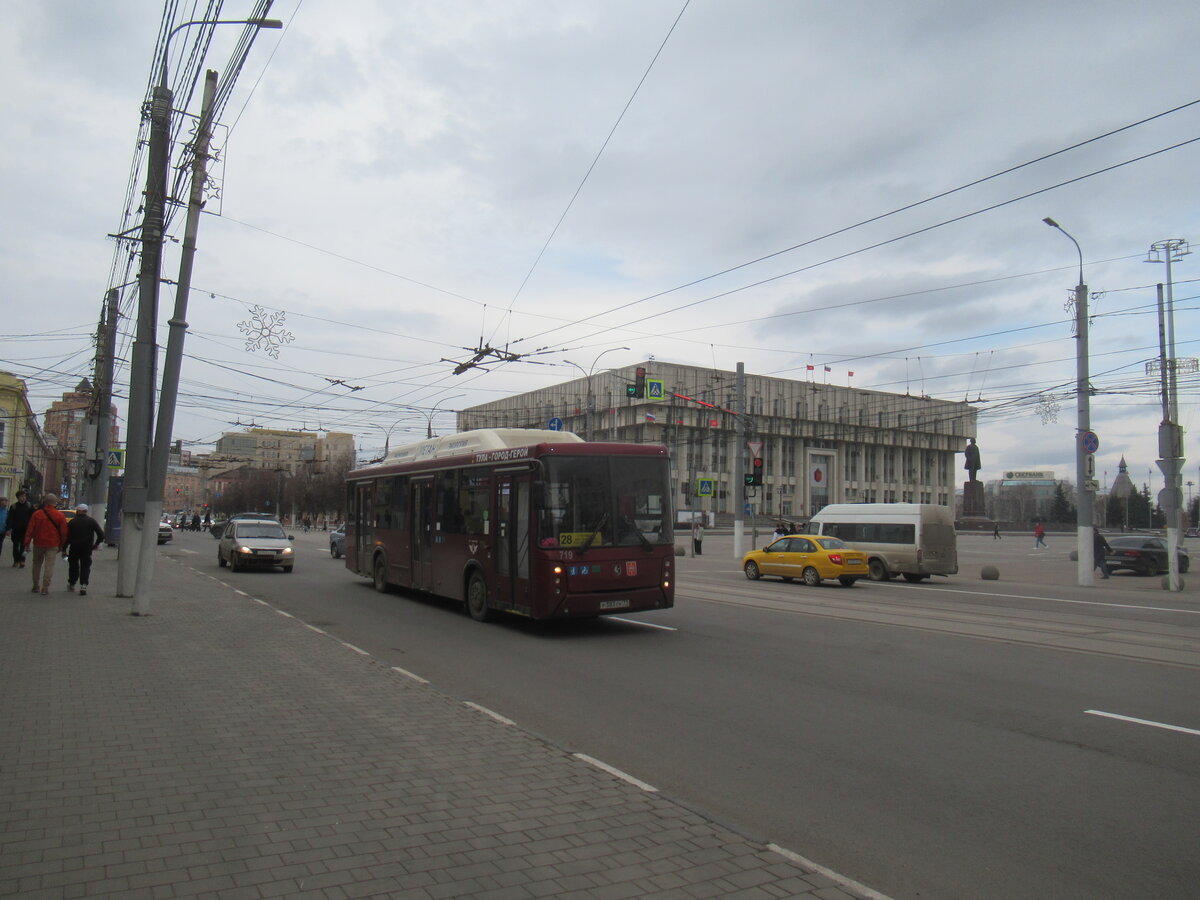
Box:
left=838, top=576, right=857, bottom=587
left=466, top=571, right=495, bottom=622
left=868, top=559, right=889, bottom=581
left=743, top=561, right=761, bottom=580
left=903, top=573, right=927, bottom=583
left=802, top=567, right=822, bottom=587
left=372, top=556, right=389, bottom=593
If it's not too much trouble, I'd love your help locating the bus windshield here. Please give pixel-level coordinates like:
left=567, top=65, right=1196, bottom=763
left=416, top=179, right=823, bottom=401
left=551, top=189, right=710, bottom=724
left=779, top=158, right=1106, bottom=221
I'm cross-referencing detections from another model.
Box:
left=539, top=456, right=673, bottom=549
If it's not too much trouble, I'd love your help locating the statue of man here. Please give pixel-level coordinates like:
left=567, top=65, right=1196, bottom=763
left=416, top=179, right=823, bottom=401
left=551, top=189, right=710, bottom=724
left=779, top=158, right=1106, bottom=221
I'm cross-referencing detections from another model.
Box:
left=964, top=437, right=981, bottom=482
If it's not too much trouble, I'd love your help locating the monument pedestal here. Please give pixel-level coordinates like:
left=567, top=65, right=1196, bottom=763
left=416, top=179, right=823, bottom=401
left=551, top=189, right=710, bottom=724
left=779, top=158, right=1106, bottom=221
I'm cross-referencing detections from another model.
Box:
left=960, top=481, right=991, bottom=531
left=962, top=480, right=986, bottom=518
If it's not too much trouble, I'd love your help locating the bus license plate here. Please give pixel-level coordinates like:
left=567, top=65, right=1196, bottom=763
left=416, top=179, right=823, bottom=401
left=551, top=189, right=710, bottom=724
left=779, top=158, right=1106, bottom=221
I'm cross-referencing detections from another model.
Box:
left=599, top=600, right=630, bottom=610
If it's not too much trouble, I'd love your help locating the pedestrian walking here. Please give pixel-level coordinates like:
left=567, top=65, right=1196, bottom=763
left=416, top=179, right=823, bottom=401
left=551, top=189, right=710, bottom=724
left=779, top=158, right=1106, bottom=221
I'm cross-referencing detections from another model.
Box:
left=0, top=496, right=8, bottom=558
left=1034, top=521, right=1046, bottom=549
left=692, top=520, right=704, bottom=556
left=993, top=524, right=1002, bottom=539
left=1092, top=528, right=1111, bottom=579
left=24, top=493, right=68, bottom=594
left=65, top=503, right=105, bottom=595
left=8, top=489, right=34, bottom=567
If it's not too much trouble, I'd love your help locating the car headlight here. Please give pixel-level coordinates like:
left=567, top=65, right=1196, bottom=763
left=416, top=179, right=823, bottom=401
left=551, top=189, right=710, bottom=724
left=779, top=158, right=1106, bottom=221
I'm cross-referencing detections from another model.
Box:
left=282, top=547, right=293, bottom=555
left=238, top=545, right=253, bottom=554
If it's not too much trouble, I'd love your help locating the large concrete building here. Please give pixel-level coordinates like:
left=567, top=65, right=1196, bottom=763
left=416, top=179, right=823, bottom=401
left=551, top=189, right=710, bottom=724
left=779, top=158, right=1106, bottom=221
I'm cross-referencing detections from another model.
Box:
left=459, top=361, right=977, bottom=521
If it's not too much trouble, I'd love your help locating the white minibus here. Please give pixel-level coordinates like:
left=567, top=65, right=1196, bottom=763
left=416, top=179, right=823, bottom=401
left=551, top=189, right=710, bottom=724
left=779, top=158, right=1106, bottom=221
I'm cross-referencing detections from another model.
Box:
left=808, top=503, right=958, bottom=582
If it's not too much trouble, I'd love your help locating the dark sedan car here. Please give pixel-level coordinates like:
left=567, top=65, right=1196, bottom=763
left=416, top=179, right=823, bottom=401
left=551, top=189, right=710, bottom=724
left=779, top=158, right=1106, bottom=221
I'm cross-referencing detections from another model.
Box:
left=1105, top=535, right=1190, bottom=576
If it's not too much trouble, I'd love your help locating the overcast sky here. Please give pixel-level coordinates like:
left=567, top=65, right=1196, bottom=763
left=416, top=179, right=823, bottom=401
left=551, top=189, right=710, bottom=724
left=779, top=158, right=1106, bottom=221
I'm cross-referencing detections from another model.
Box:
left=3, top=0, right=1199, bottom=493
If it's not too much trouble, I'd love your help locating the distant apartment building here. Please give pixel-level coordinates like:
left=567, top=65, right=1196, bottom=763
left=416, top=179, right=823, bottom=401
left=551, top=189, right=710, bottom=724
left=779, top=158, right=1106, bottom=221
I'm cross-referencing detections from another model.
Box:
left=41, top=378, right=120, bottom=503
left=211, top=428, right=355, bottom=474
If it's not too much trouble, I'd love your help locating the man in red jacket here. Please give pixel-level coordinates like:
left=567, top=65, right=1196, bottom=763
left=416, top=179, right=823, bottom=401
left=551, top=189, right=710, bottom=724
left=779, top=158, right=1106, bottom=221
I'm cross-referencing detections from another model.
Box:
left=24, top=492, right=68, bottom=595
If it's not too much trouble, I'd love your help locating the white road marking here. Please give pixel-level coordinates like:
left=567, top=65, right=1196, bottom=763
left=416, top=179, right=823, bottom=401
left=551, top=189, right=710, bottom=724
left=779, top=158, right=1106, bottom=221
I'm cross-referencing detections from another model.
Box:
left=608, top=616, right=677, bottom=631
left=768, top=843, right=896, bottom=900
left=1085, top=709, right=1200, bottom=737
left=892, top=583, right=1200, bottom=615
left=464, top=701, right=515, bottom=725
left=390, top=666, right=429, bottom=684
left=573, top=753, right=658, bottom=792
left=275, top=609, right=294, bottom=618
left=303, top=624, right=326, bottom=635
left=341, top=641, right=369, bottom=655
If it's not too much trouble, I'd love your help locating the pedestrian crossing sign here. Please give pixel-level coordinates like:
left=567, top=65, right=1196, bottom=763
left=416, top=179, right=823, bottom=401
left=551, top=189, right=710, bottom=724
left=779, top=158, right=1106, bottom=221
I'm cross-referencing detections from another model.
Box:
left=696, top=477, right=714, bottom=497
left=107, top=449, right=126, bottom=469
left=646, top=378, right=664, bottom=399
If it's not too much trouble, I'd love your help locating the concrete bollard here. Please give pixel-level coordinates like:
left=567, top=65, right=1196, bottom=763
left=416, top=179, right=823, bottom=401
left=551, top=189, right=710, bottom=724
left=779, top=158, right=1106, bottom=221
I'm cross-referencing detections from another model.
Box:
left=981, top=565, right=1000, bottom=580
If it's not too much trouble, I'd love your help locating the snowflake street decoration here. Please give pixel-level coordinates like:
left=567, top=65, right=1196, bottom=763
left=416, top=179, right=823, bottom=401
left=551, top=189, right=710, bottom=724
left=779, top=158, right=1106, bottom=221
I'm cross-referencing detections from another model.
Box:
left=1037, top=392, right=1060, bottom=425
left=238, top=305, right=295, bottom=359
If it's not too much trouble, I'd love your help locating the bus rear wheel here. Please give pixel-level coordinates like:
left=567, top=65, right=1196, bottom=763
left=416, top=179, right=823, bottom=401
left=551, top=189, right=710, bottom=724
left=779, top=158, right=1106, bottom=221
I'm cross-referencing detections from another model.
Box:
left=372, top=556, right=389, bottom=593
left=466, top=571, right=495, bottom=622
left=868, top=559, right=889, bottom=581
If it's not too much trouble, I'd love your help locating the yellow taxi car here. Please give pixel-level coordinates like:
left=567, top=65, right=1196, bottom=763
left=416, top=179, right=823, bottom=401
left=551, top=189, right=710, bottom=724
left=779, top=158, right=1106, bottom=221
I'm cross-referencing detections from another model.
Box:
left=742, top=534, right=868, bottom=587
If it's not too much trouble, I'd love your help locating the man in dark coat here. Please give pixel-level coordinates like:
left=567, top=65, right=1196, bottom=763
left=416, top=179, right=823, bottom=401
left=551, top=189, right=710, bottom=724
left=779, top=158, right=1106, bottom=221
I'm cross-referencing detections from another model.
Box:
left=1092, top=528, right=1111, bottom=580
left=7, top=489, right=33, bottom=567
left=66, top=503, right=106, bottom=595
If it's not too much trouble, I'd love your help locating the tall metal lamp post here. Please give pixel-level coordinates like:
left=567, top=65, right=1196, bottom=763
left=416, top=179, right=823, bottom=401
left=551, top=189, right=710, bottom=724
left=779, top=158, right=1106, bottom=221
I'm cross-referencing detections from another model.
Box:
left=563, top=347, right=630, bottom=440
left=119, top=15, right=282, bottom=612
left=1043, top=217, right=1093, bottom=587
left=421, top=394, right=465, bottom=439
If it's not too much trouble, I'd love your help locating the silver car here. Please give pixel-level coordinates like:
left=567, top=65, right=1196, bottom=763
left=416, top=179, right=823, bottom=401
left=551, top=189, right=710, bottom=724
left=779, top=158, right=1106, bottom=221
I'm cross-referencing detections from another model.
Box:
left=329, top=526, right=345, bottom=559
left=218, top=519, right=295, bottom=572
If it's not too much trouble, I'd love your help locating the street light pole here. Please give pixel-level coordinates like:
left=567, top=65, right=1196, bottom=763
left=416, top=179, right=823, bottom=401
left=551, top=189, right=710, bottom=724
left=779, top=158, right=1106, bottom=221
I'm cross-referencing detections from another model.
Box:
left=563, top=347, right=630, bottom=441
left=424, top=394, right=465, bottom=439
left=1043, top=218, right=1093, bottom=587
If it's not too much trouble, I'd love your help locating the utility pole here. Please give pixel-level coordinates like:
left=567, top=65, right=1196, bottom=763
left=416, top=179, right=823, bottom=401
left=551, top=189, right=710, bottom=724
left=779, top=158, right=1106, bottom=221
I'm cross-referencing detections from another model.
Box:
left=1148, top=238, right=1190, bottom=590
left=117, top=80, right=171, bottom=600
left=83, top=287, right=120, bottom=524
left=135, top=70, right=219, bottom=613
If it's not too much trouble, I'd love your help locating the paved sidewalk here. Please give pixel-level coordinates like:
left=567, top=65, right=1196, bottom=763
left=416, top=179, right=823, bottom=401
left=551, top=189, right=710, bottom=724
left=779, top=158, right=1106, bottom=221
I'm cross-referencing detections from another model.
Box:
left=1, top=553, right=874, bottom=900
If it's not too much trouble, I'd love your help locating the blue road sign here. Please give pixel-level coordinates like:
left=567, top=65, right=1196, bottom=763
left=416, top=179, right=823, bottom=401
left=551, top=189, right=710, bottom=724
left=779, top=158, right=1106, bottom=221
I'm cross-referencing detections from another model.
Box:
left=696, top=478, right=715, bottom=497
left=647, top=378, right=664, bottom=399
left=1081, top=431, right=1100, bottom=454
left=548, top=417, right=564, bottom=431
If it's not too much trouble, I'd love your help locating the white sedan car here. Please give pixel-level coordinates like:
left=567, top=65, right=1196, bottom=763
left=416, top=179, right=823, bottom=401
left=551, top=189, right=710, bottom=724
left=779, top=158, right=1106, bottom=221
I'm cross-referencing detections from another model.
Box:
left=218, top=519, right=295, bottom=573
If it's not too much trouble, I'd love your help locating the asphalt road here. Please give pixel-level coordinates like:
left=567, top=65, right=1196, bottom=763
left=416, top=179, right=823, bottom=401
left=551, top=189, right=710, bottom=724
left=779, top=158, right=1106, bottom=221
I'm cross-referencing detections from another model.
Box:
left=166, top=526, right=1200, bottom=900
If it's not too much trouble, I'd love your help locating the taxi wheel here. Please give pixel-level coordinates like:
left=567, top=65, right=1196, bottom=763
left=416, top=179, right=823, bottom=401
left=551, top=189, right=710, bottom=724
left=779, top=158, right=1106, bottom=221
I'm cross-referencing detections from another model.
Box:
left=743, top=560, right=761, bottom=580
left=802, top=567, right=821, bottom=587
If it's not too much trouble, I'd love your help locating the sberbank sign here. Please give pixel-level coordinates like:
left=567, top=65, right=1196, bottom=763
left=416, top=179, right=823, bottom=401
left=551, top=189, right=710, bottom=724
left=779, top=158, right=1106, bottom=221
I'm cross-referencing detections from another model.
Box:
left=1004, top=470, right=1055, bottom=480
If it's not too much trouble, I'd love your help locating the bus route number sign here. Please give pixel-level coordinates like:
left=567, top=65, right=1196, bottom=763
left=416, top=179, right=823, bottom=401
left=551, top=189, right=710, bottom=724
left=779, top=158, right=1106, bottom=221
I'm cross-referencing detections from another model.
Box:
left=559, top=531, right=602, bottom=547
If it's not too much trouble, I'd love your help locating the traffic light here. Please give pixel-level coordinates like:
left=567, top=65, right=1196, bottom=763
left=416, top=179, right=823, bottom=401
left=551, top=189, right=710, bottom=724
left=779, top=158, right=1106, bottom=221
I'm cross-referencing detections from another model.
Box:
left=634, top=367, right=646, bottom=399
left=745, top=457, right=763, bottom=486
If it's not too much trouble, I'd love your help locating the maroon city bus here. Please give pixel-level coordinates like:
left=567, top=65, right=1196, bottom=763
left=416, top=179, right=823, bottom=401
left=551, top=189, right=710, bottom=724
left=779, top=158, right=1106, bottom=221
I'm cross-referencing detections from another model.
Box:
left=344, top=429, right=675, bottom=621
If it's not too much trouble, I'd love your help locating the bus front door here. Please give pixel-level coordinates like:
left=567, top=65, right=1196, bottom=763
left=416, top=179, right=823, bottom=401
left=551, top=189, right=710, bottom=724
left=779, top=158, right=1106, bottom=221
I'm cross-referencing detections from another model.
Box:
left=412, top=478, right=434, bottom=592
left=495, top=473, right=532, bottom=614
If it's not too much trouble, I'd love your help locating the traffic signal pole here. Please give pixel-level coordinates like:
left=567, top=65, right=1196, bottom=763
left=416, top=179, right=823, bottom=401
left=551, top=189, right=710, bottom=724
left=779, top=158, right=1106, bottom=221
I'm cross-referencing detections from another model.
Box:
left=734, top=363, right=746, bottom=559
